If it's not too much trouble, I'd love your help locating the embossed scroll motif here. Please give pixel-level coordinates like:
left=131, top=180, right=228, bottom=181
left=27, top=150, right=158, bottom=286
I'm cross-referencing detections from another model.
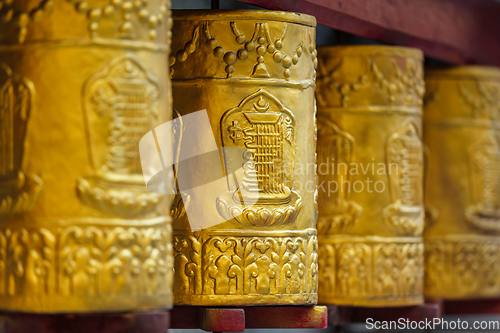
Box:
left=466, top=131, right=500, bottom=232
left=459, top=81, right=500, bottom=120
left=77, top=54, right=162, bottom=217
left=171, top=21, right=317, bottom=79
left=0, top=62, right=42, bottom=216
left=384, top=120, right=424, bottom=236
left=426, top=238, right=500, bottom=298
left=173, top=232, right=318, bottom=302
left=0, top=0, right=54, bottom=43
left=318, top=240, right=423, bottom=303
left=64, top=0, right=171, bottom=41
left=0, top=0, right=171, bottom=44
left=316, top=116, right=362, bottom=235
left=0, top=223, right=172, bottom=302
left=316, top=55, right=425, bottom=108
left=216, top=89, right=302, bottom=227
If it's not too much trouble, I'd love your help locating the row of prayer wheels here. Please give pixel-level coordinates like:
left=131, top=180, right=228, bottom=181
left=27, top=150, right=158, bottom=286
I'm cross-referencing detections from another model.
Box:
left=0, top=2, right=499, bottom=314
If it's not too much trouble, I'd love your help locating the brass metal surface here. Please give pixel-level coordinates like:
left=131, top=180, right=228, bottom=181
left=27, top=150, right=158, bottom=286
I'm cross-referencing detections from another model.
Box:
left=316, top=46, right=425, bottom=306
left=0, top=0, right=173, bottom=313
left=424, top=66, right=500, bottom=299
left=171, top=10, right=318, bottom=306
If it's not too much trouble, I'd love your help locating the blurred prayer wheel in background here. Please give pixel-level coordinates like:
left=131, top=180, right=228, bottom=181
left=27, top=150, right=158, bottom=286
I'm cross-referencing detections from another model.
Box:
left=316, top=46, right=425, bottom=306
left=0, top=0, right=173, bottom=313
left=424, top=66, right=500, bottom=299
left=170, top=10, right=318, bottom=306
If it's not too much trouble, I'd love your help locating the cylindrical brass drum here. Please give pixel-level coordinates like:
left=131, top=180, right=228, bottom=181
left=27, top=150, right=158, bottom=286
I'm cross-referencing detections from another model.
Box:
left=316, top=46, right=425, bottom=306
left=0, top=0, right=173, bottom=313
left=424, top=66, right=500, bottom=299
left=170, top=10, right=318, bottom=306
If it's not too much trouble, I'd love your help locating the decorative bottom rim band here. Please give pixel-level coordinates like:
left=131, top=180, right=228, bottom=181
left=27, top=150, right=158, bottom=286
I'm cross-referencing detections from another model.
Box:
left=318, top=236, right=424, bottom=307
left=173, top=228, right=318, bottom=306
left=425, top=235, right=500, bottom=299
left=0, top=217, right=173, bottom=313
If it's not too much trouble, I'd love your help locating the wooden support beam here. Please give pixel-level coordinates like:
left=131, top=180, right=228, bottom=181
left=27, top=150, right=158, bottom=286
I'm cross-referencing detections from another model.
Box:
left=237, top=0, right=500, bottom=67
left=442, top=299, right=500, bottom=315
left=0, top=311, right=170, bottom=333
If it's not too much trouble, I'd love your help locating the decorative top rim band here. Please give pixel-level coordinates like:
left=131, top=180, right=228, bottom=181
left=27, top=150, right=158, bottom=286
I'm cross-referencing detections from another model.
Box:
left=425, top=65, right=500, bottom=81
left=172, top=9, right=317, bottom=27
left=317, top=45, right=423, bottom=59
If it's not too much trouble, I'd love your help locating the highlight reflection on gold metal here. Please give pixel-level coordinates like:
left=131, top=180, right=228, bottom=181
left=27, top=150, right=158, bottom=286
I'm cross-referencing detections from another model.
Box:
left=316, top=46, right=425, bottom=306
left=0, top=0, right=173, bottom=313
left=424, top=66, right=500, bottom=299
left=171, top=10, right=319, bottom=306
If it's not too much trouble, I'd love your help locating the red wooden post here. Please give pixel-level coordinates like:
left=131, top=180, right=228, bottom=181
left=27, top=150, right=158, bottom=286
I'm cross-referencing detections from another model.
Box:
left=171, top=306, right=328, bottom=331
left=201, top=309, right=245, bottom=332
left=245, top=306, right=328, bottom=329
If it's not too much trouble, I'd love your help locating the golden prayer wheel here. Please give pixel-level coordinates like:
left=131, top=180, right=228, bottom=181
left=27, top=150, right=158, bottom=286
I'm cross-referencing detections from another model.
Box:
left=170, top=10, right=319, bottom=306
left=0, top=0, right=173, bottom=313
left=424, top=66, right=500, bottom=299
left=316, top=46, right=425, bottom=306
